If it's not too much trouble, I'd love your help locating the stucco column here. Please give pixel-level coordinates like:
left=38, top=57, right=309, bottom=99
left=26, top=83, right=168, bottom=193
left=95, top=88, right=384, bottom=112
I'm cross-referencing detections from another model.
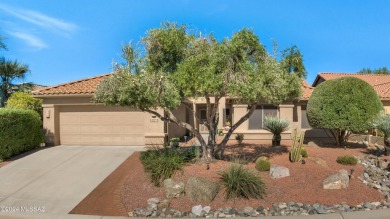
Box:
left=232, top=104, right=248, bottom=132
left=218, top=97, right=226, bottom=129
left=42, top=105, right=60, bottom=146
left=279, top=104, right=294, bottom=129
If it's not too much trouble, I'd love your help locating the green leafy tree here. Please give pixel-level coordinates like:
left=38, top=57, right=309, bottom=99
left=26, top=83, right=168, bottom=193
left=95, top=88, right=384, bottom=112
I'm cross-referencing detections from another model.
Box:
left=0, top=57, right=30, bottom=107
left=307, top=77, right=383, bottom=146
left=94, top=22, right=305, bottom=161
left=358, top=67, right=390, bottom=74
left=5, top=92, right=42, bottom=116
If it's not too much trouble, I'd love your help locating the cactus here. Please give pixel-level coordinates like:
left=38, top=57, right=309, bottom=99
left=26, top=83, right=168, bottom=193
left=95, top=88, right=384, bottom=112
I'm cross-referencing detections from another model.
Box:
left=290, top=129, right=305, bottom=163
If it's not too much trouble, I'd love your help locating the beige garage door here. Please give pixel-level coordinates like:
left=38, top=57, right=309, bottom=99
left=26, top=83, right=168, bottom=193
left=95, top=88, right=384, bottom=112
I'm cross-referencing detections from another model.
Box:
left=59, top=105, right=145, bottom=146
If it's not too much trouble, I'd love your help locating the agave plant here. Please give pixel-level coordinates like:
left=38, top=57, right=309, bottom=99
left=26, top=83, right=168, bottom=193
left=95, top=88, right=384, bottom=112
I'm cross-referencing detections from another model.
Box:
left=263, top=115, right=289, bottom=146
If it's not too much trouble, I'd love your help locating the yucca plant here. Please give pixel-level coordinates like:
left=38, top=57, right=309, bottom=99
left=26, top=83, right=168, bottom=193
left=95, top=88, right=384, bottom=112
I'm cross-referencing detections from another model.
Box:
left=263, top=115, right=289, bottom=146
left=373, top=112, right=390, bottom=155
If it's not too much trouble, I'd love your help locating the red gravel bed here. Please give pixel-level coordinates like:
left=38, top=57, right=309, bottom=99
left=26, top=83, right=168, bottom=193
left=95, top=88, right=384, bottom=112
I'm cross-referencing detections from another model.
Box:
left=121, top=141, right=384, bottom=213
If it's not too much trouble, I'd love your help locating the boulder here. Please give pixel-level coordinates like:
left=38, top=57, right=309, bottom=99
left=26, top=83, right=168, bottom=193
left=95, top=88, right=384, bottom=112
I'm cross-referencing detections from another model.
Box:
left=323, top=169, right=349, bottom=189
left=377, top=159, right=390, bottom=170
left=163, top=178, right=185, bottom=198
left=307, top=141, right=318, bottom=147
left=192, top=205, right=203, bottom=216
left=185, top=177, right=218, bottom=202
left=270, top=164, right=290, bottom=179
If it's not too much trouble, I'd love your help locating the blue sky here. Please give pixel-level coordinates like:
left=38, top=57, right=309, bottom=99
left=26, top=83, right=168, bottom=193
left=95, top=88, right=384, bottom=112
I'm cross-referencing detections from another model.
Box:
left=0, top=0, right=389, bottom=86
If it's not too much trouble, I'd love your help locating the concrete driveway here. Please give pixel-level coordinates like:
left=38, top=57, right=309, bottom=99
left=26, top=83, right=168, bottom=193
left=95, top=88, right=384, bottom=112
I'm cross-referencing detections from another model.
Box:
left=0, top=145, right=143, bottom=216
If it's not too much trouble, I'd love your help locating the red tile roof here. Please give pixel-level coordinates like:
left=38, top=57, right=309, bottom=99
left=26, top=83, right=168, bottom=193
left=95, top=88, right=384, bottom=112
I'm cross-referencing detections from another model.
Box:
left=33, top=73, right=314, bottom=101
left=32, top=74, right=110, bottom=95
left=301, top=80, right=314, bottom=100
left=314, top=73, right=390, bottom=99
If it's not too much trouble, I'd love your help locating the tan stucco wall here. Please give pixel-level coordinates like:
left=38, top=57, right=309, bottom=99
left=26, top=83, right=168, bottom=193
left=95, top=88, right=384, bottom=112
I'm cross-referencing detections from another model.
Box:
left=168, top=104, right=187, bottom=140
left=40, top=95, right=166, bottom=146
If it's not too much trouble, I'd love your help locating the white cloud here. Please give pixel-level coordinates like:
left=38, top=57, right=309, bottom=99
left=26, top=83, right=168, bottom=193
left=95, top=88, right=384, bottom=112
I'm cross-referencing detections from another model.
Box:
left=7, top=31, right=48, bottom=50
left=0, top=3, right=78, bottom=36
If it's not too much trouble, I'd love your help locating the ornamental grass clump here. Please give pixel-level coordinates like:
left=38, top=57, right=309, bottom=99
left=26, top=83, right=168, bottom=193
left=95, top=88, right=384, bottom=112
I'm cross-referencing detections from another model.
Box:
left=219, top=164, right=266, bottom=199
left=263, top=116, right=289, bottom=146
left=336, top=156, right=358, bottom=165
left=140, top=147, right=195, bottom=186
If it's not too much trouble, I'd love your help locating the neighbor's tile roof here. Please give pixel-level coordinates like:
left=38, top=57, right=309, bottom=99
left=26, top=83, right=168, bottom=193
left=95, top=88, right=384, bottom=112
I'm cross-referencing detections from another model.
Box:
left=315, top=73, right=390, bottom=99
left=301, top=80, right=314, bottom=100
left=32, top=74, right=111, bottom=95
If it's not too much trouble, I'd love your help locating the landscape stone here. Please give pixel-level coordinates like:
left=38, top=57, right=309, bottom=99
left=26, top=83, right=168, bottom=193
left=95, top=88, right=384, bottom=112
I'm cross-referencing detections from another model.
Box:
left=158, top=199, right=170, bottom=210
left=323, top=169, right=349, bottom=189
left=270, top=164, right=290, bottom=179
left=192, top=205, right=203, bottom=216
left=185, top=177, right=218, bottom=202
left=378, top=159, right=390, bottom=169
left=203, top=206, right=211, bottom=213
left=307, top=141, right=318, bottom=147
left=163, top=178, right=185, bottom=198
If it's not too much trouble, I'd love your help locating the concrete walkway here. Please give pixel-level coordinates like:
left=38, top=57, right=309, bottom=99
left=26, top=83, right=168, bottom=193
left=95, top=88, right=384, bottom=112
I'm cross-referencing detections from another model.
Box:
left=0, top=145, right=143, bottom=217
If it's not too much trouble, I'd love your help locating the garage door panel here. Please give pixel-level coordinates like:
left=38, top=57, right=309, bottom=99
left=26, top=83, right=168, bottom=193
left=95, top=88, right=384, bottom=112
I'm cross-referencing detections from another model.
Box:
left=59, top=106, right=145, bottom=146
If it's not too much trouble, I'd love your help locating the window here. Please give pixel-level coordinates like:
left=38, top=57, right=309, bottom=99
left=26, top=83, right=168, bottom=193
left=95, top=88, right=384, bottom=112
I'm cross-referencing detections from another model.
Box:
left=248, top=105, right=278, bottom=130
left=200, top=109, right=207, bottom=121
left=223, top=108, right=231, bottom=126
left=301, top=105, right=311, bottom=129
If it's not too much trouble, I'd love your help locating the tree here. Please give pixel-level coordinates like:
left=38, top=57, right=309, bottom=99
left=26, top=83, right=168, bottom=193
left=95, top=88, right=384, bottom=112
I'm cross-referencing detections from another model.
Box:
left=307, top=77, right=383, bottom=146
left=0, top=36, right=6, bottom=51
left=94, top=22, right=305, bottom=161
left=358, top=67, right=390, bottom=74
left=0, top=57, right=29, bottom=107
left=5, top=92, right=42, bottom=116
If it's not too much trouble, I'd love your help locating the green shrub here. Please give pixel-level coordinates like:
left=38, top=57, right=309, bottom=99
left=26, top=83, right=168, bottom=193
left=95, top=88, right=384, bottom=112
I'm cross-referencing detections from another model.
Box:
left=307, top=77, right=383, bottom=146
left=0, top=109, right=43, bottom=160
left=6, top=92, right=42, bottom=116
left=336, top=156, right=358, bottom=165
left=140, top=147, right=195, bottom=186
left=263, top=116, right=289, bottom=146
left=301, top=148, right=308, bottom=158
left=219, top=164, right=266, bottom=199
left=235, top=133, right=244, bottom=144
left=255, top=157, right=271, bottom=171
left=373, top=112, right=390, bottom=152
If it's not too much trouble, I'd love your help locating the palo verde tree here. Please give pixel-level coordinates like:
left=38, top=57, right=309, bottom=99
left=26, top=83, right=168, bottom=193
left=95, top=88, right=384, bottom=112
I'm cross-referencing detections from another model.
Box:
left=307, top=77, right=383, bottom=147
left=94, top=22, right=306, bottom=161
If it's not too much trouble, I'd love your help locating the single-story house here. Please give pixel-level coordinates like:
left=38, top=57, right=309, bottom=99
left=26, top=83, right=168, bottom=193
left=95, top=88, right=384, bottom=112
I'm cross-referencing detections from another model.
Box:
left=32, top=72, right=389, bottom=146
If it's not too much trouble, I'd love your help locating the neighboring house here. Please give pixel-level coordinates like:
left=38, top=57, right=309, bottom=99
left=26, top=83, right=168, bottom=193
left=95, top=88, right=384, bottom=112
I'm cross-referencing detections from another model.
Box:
left=32, top=72, right=388, bottom=146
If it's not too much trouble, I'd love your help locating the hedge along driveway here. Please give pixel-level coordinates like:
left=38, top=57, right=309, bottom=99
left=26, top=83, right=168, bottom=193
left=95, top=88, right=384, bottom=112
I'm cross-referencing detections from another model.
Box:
left=0, top=145, right=144, bottom=215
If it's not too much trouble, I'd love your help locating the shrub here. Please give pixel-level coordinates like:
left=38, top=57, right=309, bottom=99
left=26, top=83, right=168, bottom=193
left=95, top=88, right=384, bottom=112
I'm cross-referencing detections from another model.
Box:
left=5, top=92, right=42, bottom=116
left=263, top=116, right=289, bottom=146
left=140, top=147, right=195, bottom=186
left=307, top=77, right=383, bottom=146
left=255, top=157, right=271, bottom=171
left=301, top=148, right=308, bottom=158
left=0, top=109, right=43, bottom=160
left=219, top=164, right=266, bottom=199
left=235, top=133, right=244, bottom=144
left=336, top=156, right=358, bottom=165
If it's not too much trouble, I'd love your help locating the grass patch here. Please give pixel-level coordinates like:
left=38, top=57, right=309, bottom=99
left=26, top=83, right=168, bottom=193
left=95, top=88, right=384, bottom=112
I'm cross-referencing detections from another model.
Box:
left=336, top=155, right=358, bottom=165
left=219, top=164, right=266, bottom=199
